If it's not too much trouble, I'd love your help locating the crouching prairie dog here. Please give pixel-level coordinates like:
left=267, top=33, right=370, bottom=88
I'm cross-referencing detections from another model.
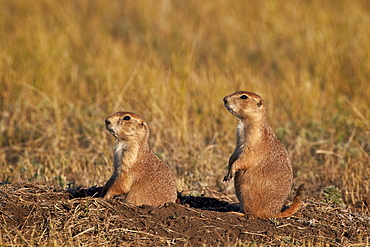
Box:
left=223, top=91, right=304, bottom=218
left=101, top=112, right=177, bottom=206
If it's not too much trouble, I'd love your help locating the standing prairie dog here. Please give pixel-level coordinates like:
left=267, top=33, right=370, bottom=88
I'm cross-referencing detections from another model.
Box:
left=223, top=91, right=304, bottom=218
left=101, top=112, right=177, bottom=206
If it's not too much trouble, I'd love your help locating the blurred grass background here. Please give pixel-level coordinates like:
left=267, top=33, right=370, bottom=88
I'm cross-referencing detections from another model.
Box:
left=0, top=0, right=369, bottom=211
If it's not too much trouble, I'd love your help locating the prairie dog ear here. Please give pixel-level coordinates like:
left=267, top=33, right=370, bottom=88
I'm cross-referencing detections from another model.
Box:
left=257, top=100, right=263, bottom=108
left=139, top=120, right=145, bottom=128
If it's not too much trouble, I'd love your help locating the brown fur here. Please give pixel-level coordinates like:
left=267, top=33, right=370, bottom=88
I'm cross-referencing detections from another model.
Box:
left=223, top=91, right=303, bottom=218
left=101, top=112, right=177, bottom=206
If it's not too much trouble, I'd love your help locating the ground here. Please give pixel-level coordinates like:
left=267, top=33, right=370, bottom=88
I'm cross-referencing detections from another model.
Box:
left=0, top=183, right=369, bottom=246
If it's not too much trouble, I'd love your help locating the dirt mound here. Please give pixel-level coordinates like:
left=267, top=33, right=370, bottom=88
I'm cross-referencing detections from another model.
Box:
left=0, top=183, right=369, bottom=246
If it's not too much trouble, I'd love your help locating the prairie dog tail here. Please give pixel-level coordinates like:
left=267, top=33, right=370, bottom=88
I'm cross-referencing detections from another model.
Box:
left=276, top=184, right=305, bottom=218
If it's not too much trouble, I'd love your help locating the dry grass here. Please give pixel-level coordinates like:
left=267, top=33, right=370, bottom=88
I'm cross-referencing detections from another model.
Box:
left=0, top=0, right=369, bottom=217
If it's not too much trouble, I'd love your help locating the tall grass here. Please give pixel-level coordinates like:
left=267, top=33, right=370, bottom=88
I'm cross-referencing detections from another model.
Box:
left=0, top=0, right=369, bottom=210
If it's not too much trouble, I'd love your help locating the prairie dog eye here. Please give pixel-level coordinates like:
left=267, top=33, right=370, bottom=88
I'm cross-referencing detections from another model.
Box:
left=240, top=95, right=248, bottom=99
left=123, top=116, right=131, bottom=120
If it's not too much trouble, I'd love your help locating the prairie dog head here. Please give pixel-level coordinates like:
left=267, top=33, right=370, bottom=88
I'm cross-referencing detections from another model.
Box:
left=223, top=91, right=266, bottom=121
left=105, top=112, right=149, bottom=143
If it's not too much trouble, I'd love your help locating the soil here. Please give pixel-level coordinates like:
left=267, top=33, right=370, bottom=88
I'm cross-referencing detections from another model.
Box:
left=0, top=183, right=369, bottom=246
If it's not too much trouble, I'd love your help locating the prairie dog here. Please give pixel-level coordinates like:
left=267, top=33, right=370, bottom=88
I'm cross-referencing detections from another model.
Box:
left=223, top=91, right=303, bottom=218
left=101, top=112, right=177, bottom=206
